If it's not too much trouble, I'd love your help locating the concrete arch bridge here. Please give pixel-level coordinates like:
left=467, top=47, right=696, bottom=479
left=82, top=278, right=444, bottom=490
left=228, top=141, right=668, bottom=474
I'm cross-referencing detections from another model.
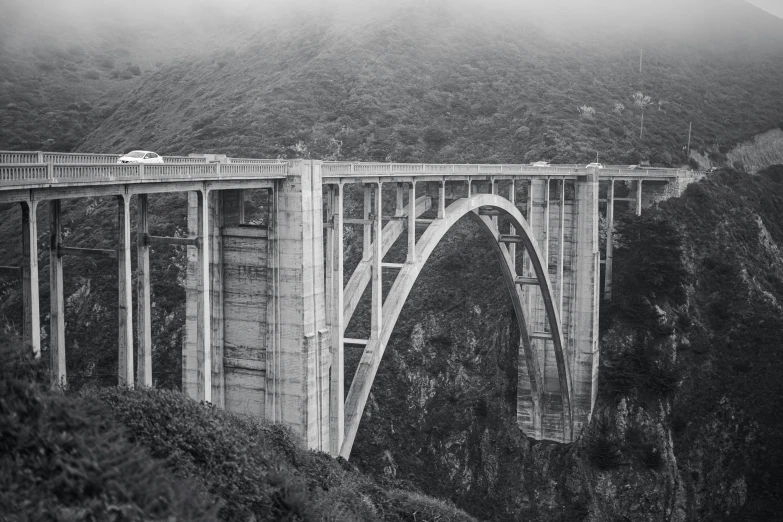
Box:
left=0, top=153, right=699, bottom=458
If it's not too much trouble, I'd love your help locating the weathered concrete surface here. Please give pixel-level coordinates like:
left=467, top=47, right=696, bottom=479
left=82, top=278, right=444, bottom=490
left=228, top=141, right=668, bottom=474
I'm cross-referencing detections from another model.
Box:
left=21, top=200, right=40, bottom=357
left=49, top=199, right=65, bottom=388
left=571, top=171, right=600, bottom=436
left=222, top=225, right=268, bottom=418
left=265, top=160, right=330, bottom=452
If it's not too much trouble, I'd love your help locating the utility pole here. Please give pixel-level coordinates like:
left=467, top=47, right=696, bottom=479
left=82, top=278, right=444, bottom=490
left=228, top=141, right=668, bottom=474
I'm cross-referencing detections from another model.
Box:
left=686, top=121, right=692, bottom=157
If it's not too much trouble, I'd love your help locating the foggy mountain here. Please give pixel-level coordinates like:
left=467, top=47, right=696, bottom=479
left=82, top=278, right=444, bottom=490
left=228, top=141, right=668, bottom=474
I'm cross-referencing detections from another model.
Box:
left=2, top=0, right=783, bottom=165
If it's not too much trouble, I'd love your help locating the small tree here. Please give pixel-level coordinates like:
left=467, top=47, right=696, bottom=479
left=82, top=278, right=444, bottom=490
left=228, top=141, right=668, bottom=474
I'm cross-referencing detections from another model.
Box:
left=633, top=92, right=653, bottom=139
left=578, top=105, right=596, bottom=119
left=613, top=102, right=625, bottom=114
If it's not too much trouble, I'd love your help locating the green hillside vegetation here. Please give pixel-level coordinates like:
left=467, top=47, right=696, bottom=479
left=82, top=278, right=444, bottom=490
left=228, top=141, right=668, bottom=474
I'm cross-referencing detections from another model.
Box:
left=0, top=0, right=262, bottom=151
left=0, top=336, right=475, bottom=522
left=75, top=1, right=783, bottom=167
left=601, top=167, right=783, bottom=519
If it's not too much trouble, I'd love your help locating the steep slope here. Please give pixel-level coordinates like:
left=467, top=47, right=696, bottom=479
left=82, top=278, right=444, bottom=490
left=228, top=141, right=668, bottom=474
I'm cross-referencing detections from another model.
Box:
left=76, top=0, right=783, bottom=165
left=1, top=339, right=476, bottom=521
left=0, top=0, right=270, bottom=151
left=347, top=169, right=783, bottom=521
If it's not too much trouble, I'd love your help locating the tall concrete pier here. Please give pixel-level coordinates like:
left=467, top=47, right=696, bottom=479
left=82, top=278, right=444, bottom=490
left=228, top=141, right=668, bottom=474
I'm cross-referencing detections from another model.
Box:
left=0, top=152, right=698, bottom=457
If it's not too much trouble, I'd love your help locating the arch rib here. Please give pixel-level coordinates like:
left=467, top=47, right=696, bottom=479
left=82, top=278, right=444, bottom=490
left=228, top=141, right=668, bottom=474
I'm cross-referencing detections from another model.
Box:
left=343, top=195, right=431, bottom=326
left=339, top=194, right=573, bottom=459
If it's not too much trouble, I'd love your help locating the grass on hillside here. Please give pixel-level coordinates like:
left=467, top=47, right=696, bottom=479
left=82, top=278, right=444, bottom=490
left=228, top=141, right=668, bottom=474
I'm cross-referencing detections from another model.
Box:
left=0, top=334, right=476, bottom=522
left=0, top=336, right=221, bottom=521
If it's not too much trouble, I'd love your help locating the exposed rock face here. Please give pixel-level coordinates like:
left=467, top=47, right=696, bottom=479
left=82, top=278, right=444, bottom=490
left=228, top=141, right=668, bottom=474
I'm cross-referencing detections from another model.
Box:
left=350, top=170, right=783, bottom=521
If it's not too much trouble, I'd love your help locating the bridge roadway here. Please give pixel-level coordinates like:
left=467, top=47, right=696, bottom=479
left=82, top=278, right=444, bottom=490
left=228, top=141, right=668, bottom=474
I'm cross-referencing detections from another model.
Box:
left=0, top=153, right=699, bottom=458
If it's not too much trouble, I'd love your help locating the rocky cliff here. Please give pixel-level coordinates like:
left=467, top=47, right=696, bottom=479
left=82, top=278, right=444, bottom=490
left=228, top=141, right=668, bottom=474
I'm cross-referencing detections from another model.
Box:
left=347, top=168, right=783, bottom=521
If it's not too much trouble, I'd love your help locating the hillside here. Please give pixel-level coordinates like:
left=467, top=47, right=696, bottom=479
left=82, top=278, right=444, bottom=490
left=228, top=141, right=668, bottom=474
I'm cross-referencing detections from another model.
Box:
left=343, top=168, right=783, bottom=521
left=0, top=0, right=270, bottom=151
left=0, top=340, right=476, bottom=521
left=73, top=0, right=783, bottom=166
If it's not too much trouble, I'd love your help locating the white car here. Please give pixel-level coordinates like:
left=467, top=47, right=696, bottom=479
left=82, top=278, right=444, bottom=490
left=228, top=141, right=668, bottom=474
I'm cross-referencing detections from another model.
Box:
left=585, top=162, right=604, bottom=169
left=531, top=161, right=550, bottom=167
left=117, top=150, right=164, bottom=164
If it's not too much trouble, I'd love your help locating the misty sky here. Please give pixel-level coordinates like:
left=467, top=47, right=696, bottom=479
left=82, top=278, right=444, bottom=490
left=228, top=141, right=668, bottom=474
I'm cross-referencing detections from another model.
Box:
left=747, top=0, right=783, bottom=17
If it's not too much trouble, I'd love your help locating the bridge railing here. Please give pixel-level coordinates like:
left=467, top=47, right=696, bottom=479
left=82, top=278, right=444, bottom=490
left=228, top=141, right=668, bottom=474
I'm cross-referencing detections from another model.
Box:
left=322, top=162, right=580, bottom=176
left=0, top=151, right=282, bottom=166
left=227, top=157, right=286, bottom=164
left=163, top=156, right=207, bottom=164
left=0, top=162, right=287, bottom=187
left=0, top=151, right=123, bottom=164
left=322, top=162, right=692, bottom=178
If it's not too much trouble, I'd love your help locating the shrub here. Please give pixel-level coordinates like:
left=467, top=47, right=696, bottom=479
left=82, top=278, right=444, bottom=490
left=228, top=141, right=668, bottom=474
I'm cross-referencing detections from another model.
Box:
left=0, top=336, right=220, bottom=521
left=613, top=213, right=688, bottom=305
left=93, top=386, right=477, bottom=521
left=585, top=417, right=622, bottom=470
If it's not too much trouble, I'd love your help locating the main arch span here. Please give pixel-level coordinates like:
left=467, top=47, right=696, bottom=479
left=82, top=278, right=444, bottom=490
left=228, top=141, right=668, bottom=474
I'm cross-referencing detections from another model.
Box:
left=339, top=193, right=573, bottom=458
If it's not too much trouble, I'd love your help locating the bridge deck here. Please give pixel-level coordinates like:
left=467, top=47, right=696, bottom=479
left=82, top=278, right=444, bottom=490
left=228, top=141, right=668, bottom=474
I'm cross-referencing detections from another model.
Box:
left=0, top=162, right=287, bottom=201
left=0, top=153, right=692, bottom=200
left=321, top=162, right=688, bottom=181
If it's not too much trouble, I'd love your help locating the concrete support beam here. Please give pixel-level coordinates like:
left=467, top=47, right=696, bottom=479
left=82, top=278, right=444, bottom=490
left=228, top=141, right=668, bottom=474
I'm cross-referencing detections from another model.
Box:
left=21, top=200, right=40, bottom=357
left=362, top=185, right=371, bottom=261
left=145, top=234, right=199, bottom=247
left=604, top=180, right=614, bottom=301
left=531, top=332, right=553, bottom=340
left=543, top=178, right=551, bottom=267
left=524, top=180, right=534, bottom=278
left=238, top=189, right=245, bottom=224
left=329, top=183, right=344, bottom=456
left=407, top=182, right=416, bottom=264
left=137, top=194, right=152, bottom=387
left=572, top=171, right=601, bottom=434
left=59, top=246, right=116, bottom=258
left=344, top=338, right=368, bottom=346
left=371, top=184, right=383, bottom=340
left=49, top=200, right=65, bottom=388
left=117, top=194, right=134, bottom=387
left=395, top=183, right=404, bottom=217
left=515, top=276, right=539, bottom=285
left=558, top=180, right=566, bottom=318
left=0, top=266, right=21, bottom=276
left=508, top=179, right=516, bottom=273
left=265, top=160, right=330, bottom=452
left=490, top=178, right=498, bottom=228
left=438, top=181, right=446, bottom=219
left=636, top=180, right=643, bottom=216
left=210, top=193, right=225, bottom=409
left=197, top=190, right=212, bottom=403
